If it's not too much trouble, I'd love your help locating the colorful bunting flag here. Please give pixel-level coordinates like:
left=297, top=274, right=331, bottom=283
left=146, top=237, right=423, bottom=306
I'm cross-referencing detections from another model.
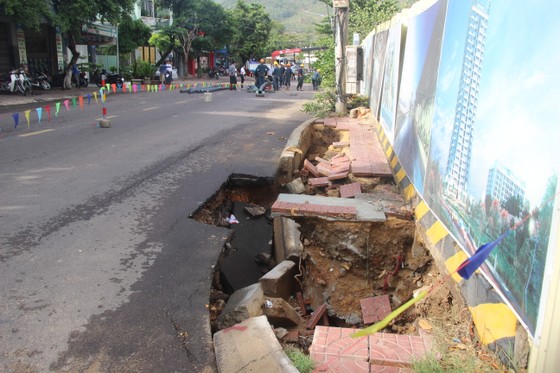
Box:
left=111, top=84, right=116, bottom=93
left=12, top=113, right=19, bottom=128
left=72, top=97, right=77, bottom=107
left=133, top=84, right=138, bottom=93
left=24, top=110, right=31, bottom=128
left=87, top=94, right=91, bottom=105
left=45, top=105, right=51, bottom=121
left=64, top=100, right=70, bottom=111
left=36, top=107, right=42, bottom=124
left=55, top=102, right=61, bottom=117
left=457, top=231, right=510, bottom=280
left=93, top=91, right=98, bottom=103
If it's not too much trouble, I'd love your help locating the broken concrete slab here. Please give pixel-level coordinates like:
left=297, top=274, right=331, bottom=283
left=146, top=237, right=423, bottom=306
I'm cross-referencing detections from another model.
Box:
left=244, top=205, right=267, bottom=217
left=263, top=297, right=305, bottom=327
left=271, top=194, right=386, bottom=222
left=216, top=283, right=264, bottom=330
left=214, top=316, right=299, bottom=373
left=260, top=260, right=297, bottom=300
left=273, top=217, right=304, bottom=263
left=284, top=177, right=306, bottom=194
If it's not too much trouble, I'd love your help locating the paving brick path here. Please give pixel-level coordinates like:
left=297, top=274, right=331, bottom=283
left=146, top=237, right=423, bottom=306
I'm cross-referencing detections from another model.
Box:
left=310, top=326, right=433, bottom=372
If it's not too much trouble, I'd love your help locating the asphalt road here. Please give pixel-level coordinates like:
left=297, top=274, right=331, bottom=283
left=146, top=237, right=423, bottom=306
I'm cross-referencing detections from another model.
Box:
left=0, top=85, right=314, bottom=372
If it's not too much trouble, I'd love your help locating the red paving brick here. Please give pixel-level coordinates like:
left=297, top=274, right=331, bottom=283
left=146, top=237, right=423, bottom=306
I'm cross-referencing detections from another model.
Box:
left=347, top=125, right=392, bottom=177
left=304, top=159, right=321, bottom=177
left=340, top=182, right=362, bottom=198
left=328, top=172, right=349, bottom=181
left=310, top=326, right=432, bottom=372
left=369, top=333, right=432, bottom=367
left=360, top=295, right=391, bottom=324
left=309, top=179, right=331, bottom=187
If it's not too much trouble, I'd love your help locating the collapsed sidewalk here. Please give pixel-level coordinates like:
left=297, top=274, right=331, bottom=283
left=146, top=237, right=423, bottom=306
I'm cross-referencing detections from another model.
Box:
left=204, top=111, right=446, bottom=372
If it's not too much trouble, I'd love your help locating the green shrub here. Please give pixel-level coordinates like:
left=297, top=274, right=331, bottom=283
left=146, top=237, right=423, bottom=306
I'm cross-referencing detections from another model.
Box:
left=286, top=348, right=314, bottom=373
left=347, top=94, right=370, bottom=110
left=133, top=60, right=154, bottom=78
left=301, top=89, right=337, bottom=118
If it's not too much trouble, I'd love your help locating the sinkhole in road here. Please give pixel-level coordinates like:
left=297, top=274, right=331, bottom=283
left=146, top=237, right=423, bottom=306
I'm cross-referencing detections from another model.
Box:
left=191, top=173, right=444, bottom=340
left=190, top=133, right=452, bottom=343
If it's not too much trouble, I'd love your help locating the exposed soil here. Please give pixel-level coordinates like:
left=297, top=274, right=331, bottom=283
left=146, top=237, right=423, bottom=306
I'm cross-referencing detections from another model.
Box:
left=195, top=119, right=507, bottom=371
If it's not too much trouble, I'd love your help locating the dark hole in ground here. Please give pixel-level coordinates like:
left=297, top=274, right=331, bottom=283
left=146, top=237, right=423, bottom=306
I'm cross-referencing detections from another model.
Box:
left=190, top=174, right=280, bottom=295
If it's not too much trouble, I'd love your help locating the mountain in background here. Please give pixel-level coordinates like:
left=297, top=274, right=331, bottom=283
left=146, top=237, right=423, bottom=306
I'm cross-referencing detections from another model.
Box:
left=214, top=0, right=330, bottom=34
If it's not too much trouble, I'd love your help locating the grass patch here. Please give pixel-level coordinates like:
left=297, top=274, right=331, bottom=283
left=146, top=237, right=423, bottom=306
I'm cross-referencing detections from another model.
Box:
left=285, top=347, right=315, bottom=373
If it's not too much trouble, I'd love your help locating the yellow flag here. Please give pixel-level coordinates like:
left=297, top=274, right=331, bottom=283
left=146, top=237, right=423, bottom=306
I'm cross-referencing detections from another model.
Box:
left=351, top=289, right=429, bottom=338
left=24, top=110, right=31, bottom=128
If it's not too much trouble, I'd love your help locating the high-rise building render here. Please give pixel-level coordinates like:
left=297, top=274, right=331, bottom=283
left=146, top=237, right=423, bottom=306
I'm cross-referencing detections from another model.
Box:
left=444, top=0, right=491, bottom=199
left=486, top=162, right=526, bottom=203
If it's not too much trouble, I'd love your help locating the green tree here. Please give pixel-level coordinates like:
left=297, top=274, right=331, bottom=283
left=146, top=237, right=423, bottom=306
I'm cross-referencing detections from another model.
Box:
left=118, top=16, right=153, bottom=62
left=149, top=27, right=182, bottom=65
left=151, top=0, right=231, bottom=73
left=0, top=0, right=50, bottom=30
left=229, top=1, right=273, bottom=63
left=55, top=0, right=135, bottom=87
left=349, top=0, right=401, bottom=40
left=1, top=0, right=134, bottom=87
left=502, top=194, right=524, bottom=218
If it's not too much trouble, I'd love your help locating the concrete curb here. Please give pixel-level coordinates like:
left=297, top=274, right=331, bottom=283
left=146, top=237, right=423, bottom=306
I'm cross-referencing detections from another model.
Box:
left=213, top=316, right=299, bottom=373
left=277, top=117, right=318, bottom=184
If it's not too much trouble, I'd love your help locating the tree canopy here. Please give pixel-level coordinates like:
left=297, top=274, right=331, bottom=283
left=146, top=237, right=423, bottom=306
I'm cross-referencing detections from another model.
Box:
left=118, top=16, right=153, bottom=57
left=1, top=0, right=136, bottom=86
left=150, top=0, right=232, bottom=69
left=229, top=1, right=273, bottom=63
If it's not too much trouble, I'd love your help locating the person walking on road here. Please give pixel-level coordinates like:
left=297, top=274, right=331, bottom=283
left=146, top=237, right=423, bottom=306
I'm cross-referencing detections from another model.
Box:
left=272, top=62, right=281, bottom=91
left=165, top=61, right=173, bottom=84
left=296, top=64, right=305, bottom=91
left=311, top=68, right=322, bottom=90
left=239, top=65, right=246, bottom=88
left=283, top=63, right=293, bottom=90
left=159, top=60, right=169, bottom=85
left=255, top=59, right=269, bottom=90
left=228, top=61, right=238, bottom=90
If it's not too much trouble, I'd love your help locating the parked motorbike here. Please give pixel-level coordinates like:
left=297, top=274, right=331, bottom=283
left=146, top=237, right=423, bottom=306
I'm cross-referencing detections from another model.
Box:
left=0, top=69, right=33, bottom=95
left=29, top=71, right=51, bottom=90
left=207, top=69, right=220, bottom=79
left=91, top=69, right=124, bottom=87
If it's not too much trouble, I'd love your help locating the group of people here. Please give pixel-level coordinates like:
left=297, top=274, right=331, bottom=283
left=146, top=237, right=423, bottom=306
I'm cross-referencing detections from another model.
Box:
left=227, top=61, right=246, bottom=90
left=254, top=58, right=322, bottom=92
left=156, top=58, right=321, bottom=92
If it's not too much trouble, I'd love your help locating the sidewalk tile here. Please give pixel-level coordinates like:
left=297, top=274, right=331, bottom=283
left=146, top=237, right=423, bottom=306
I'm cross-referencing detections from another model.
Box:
left=369, top=333, right=433, bottom=367
left=360, top=295, right=391, bottom=324
left=340, top=182, right=362, bottom=199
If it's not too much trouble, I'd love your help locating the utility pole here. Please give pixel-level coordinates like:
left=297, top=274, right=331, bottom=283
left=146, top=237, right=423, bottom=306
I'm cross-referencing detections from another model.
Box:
left=333, top=0, right=349, bottom=114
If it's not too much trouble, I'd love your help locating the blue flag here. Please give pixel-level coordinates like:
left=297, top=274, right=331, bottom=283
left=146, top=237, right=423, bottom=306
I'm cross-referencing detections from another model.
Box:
left=457, top=231, right=510, bottom=280
left=12, top=113, right=19, bottom=128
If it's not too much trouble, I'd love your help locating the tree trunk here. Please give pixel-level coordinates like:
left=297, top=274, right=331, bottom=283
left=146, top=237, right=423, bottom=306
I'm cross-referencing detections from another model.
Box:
left=65, top=33, right=81, bottom=90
